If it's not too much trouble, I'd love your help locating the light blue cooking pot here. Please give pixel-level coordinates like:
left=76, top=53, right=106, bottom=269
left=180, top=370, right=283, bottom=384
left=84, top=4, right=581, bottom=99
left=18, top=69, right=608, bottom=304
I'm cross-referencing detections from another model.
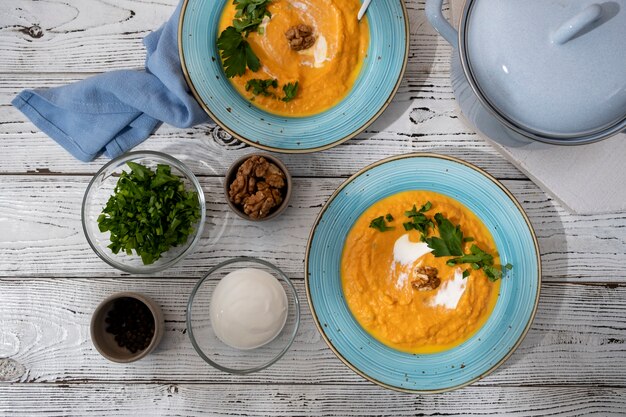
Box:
left=426, top=0, right=626, bottom=145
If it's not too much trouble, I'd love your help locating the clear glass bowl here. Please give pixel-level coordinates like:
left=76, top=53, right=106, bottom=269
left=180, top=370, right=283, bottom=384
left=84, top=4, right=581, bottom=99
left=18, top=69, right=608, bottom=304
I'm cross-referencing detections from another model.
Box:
left=187, top=257, right=300, bottom=374
left=82, top=151, right=206, bottom=274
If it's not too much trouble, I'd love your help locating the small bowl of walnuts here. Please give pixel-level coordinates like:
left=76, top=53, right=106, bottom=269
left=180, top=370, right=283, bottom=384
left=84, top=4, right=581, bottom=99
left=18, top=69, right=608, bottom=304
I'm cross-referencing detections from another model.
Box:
left=225, top=153, right=292, bottom=221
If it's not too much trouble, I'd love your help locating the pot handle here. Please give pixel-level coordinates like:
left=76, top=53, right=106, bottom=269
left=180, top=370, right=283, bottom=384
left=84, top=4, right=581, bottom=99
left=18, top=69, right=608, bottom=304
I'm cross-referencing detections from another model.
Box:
left=425, top=0, right=459, bottom=49
left=552, top=4, right=603, bottom=45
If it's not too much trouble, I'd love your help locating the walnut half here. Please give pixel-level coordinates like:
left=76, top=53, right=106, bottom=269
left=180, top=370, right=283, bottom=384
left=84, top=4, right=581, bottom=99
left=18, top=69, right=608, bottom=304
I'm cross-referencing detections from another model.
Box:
left=243, top=187, right=283, bottom=219
left=285, top=24, right=316, bottom=51
left=410, top=266, right=440, bottom=291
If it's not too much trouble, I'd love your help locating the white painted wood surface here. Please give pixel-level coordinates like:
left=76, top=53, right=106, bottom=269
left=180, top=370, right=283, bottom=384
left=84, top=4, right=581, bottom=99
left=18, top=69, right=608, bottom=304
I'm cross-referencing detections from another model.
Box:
left=0, top=0, right=624, bottom=416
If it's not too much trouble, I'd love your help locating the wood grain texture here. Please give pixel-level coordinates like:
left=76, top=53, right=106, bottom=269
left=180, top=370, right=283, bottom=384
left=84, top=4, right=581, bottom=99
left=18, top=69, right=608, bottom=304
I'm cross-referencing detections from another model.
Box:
left=0, top=73, right=524, bottom=179
left=1, top=0, right=625, bottom=413
left=1, top=384, right=625, bottom=417
left=1, top=175, right=625, bottom=281
left=0, top=0, right=451, bottom=74
left=0, top=278, right=624, bottom=385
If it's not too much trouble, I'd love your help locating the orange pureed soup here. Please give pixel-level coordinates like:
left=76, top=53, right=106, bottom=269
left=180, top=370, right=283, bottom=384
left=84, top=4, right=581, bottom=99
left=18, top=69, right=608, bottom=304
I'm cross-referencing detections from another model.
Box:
left=218, top=0, right=369, bottom=116
left=341, top=190, right=501, bottom=354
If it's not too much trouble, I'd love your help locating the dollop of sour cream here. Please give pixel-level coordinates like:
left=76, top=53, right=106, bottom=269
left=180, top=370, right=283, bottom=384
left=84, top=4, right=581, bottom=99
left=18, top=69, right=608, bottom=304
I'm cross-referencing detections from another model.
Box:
left=430, top=268, right=467, bottom=309
left=393, top=234, right=432, bottom=266
left=392, top=234, right=432, bottom=288
left=298, top=35, right=329, bottom=68
left=210, top=268, right=288, bottom=350
left=259, top=10, right=329, bottom=69
left=391, top=234, right=468, bottom=308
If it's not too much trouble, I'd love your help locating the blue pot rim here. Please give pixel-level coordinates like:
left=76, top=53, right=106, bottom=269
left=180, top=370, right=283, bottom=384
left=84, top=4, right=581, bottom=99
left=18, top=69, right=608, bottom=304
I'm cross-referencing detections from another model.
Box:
left=457, top=0, right=626, bottom=145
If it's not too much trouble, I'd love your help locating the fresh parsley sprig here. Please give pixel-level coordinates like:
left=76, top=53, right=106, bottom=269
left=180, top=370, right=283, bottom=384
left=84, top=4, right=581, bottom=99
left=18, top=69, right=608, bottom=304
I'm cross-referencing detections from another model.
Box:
left=246, top=78, right=278, bottom=96
left=403, top=201, right=433, bottom=234
left=282, top=81, right=299, bottom=102
left=369, top=214, right=394, bottom=232
left=217, top=26, right=261, bottom=78
left=446, top=244, right=513, bottom=282
left=422, top=212, right=465, bottom=256
left=244, top=78, right=300, bottom=102
left=233, top=0, right=272, bottom=35
left=217, top=0, right=271, bottom=77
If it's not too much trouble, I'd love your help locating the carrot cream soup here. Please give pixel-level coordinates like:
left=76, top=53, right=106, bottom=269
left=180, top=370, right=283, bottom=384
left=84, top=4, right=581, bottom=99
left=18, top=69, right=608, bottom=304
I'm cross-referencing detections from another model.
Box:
left=218, top=0, right=369, bottom=116
left=341, top=190, right=504, bottom=354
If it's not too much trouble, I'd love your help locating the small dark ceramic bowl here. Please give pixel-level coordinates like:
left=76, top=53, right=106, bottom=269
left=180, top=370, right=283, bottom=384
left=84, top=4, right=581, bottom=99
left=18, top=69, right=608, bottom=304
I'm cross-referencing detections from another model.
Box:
left=224, top=153, right=292, bottom=221
left=90, top=292, right=165, bottom=363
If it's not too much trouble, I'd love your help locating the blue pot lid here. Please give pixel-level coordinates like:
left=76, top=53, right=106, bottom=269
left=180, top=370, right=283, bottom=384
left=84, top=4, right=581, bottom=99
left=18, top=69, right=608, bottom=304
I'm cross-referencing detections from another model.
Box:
left=464, top=0, right=626, bottom=138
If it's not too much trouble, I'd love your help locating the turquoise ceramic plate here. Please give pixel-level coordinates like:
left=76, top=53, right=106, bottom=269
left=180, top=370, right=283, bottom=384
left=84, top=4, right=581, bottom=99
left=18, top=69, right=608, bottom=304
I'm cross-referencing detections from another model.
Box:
left=178, top=0, right=408, bottom=153
left=305, top=153, right=541, bottom=392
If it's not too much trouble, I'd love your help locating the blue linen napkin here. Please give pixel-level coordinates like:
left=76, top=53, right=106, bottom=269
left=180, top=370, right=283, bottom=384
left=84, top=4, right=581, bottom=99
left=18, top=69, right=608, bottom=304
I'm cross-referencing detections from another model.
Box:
left=11, top=2, right=210, bottom=162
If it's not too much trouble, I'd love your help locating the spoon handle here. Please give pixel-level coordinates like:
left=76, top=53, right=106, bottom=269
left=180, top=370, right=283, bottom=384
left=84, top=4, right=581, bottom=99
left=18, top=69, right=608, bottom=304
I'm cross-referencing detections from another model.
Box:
left=358, top=0, right=372, bottom=21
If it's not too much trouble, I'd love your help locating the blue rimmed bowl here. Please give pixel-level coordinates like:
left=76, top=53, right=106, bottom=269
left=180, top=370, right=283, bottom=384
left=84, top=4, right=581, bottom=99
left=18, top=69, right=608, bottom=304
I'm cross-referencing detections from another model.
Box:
left=305, top=153, right=541, bottom=393
left=178, top=0, right=408, bottom=153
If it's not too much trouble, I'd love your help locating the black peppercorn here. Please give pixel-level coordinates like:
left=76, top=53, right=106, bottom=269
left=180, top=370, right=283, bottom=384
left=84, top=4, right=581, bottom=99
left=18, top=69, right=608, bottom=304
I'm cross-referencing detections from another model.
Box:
left=104, top=297, right=155, bottom=353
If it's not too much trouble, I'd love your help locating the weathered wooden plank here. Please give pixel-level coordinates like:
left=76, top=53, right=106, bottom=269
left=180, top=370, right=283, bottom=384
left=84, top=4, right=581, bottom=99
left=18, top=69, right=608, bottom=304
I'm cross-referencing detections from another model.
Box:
left=0, top=278, right=624, bottom=385
left=1, top=0, right=622, bottom=413
left=0, top=0, right=174, bottom=73
left=1, top=383, right=625, bottom=416
left=0, top=0, right=451, bottom=74
left=0, top=175, right=624, bottom=281
left=1, top=72, right=521, bottom=179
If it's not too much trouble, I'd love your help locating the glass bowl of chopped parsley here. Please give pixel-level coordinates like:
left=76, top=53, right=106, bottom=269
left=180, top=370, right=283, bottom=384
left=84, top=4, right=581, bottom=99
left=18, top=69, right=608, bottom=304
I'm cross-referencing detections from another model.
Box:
left=82, top=151, right=206, bottom=273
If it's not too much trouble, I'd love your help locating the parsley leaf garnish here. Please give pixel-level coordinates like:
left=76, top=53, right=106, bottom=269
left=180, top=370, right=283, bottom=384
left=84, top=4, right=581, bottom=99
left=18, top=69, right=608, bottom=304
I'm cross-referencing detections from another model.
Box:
left=370, top=215, right=394, bottom=232
left=446, top=244, right=512, bottom=282
left=423, top=213, right=464, bottom=256
left=217, top=0, right=305, bottom=100
left=217, top=26, right=261, bottom=78
left=233, top=0, right=272, bottom=35
left=385, top=213, right=394, bottom=222
left=97, top=162, right=201, bottom=265
left=446, top=244, right=492, bottom=268
left=403, top=201, right=433, bottom=234
left=246, top=78, right=278, bottom=96
left=282, top=81, right=299, bottom=102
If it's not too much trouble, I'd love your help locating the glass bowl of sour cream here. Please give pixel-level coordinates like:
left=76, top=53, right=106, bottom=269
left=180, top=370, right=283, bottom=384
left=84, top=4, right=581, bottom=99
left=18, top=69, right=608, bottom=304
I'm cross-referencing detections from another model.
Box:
left=187, top=257, right=300, bottom=374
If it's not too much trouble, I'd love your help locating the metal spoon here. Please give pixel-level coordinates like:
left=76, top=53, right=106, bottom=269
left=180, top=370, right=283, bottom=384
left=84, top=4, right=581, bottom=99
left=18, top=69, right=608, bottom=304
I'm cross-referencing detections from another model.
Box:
left=358, top=0, right=372, bottom=20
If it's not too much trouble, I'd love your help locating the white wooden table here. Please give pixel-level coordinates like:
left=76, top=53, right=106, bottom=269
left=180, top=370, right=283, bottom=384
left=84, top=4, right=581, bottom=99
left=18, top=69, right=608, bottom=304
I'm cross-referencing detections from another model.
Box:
left=1, top=0, right=625, bottom=415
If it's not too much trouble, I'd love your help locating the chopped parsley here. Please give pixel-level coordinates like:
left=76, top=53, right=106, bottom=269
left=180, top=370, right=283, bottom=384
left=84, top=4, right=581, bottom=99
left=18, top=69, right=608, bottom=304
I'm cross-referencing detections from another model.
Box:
left=385, top=213, right=394, bottom=222
left=403, top=201, right=433, bottom=234
left=97, top=162, right=201, bottom=265
left=217, top=26, right=260, bottom=78
left=282, top=81, right=299, bottom=102
left=245, top=78, right=278, bottom=96
left=217, top=0, right=303, bottom=100
left=369, top=215, right=394, bottom=232
left=233, top=0, right=272, bottom=35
